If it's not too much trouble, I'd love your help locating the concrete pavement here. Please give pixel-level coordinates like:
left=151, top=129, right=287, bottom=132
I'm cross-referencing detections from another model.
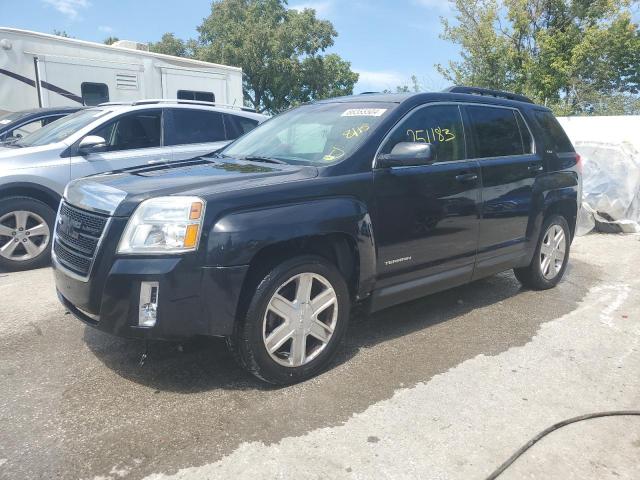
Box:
left=0, top=234, right=638, bottom=479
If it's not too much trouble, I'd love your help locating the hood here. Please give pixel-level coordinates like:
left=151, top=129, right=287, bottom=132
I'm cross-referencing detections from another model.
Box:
left=65, top=157, right=319, bottom=216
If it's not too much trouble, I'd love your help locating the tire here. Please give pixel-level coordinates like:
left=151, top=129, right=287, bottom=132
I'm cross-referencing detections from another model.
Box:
left=514, top=214, right=571, bottom=290
left=0, top=196, right=56, bottom=272
left=229, top=255, right=350, bottom=385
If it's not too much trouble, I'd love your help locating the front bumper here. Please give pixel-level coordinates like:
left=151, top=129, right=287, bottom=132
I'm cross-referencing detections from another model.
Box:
left=54, top=256, right=249, bottom=340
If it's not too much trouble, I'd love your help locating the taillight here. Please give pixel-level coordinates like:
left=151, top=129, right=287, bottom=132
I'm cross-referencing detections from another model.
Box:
left=575, top=153, right=582, bottom=173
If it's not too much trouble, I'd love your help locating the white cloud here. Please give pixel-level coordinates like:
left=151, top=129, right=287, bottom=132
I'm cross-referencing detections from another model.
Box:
left=355, top=69, right=405, bottom=92
left=98, top=25, right=114, bottom=33
left=42, top=0, right=90, bottom=20
left=289, top=1, right=332, bottom=16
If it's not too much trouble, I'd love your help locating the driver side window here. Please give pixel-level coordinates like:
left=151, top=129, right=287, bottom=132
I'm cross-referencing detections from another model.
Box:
left=91, top=110, right=162, bottom=152
left=381, top=105, right=465, bottom=162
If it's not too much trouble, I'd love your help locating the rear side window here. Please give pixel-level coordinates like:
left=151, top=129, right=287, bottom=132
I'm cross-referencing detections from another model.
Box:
left=533, top=111, right=574, bottom=153
left=467, top=106, right=525, bottom=158
left=177, top=90, right=215, bottom=103
left=381, top=105, right=466, bottom=162
left=81, top=83, right=109, bottom=106
left=225, top=114, right=259, bottom=139
left=167, top=109, right=226, bottom=145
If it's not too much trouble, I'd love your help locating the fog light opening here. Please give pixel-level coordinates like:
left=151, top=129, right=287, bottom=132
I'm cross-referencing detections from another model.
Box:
left=139, top=281, right=159, bottom=327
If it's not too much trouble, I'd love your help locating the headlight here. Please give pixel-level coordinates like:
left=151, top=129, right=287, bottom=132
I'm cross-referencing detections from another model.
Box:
left=117, top=196, right=205, bottom=254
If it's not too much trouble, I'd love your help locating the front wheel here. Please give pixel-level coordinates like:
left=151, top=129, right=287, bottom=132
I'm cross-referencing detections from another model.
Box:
left=0, top=197, right=55, bottom=272
left=514, top=214, right=571, bottom=290
left=229, top=255, right=350, bottom=385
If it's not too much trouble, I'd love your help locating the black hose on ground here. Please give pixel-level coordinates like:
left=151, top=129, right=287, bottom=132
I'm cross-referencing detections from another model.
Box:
left=485, top=410, right=640, bottom=480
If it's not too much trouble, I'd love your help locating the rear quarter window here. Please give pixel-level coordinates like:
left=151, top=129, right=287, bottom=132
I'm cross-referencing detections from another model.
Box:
left=533, top=110, right=574, bottom=153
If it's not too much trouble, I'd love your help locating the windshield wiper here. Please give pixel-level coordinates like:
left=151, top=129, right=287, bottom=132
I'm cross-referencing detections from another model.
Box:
left=242, top=155, right=288, bottom=165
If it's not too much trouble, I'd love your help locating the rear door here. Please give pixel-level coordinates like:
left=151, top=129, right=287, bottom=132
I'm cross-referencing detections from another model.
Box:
left=371, top=104, right=481, bottom=309
left=463, top=104, right=541, bottom=278
left=165, top=108, right=229, bottom=161
left=70, top=108, right=171, bottom=178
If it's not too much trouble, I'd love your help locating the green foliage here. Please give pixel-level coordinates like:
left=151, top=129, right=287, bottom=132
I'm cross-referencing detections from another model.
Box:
left=103, top=36, right=120, bottom=45
left=195, top=0, right=358, bottom=113
left=438, top=0, right=640, bottom=115
left=149, top=33, right=194, bottom=58
left=52, top=29, right=72, bottom=38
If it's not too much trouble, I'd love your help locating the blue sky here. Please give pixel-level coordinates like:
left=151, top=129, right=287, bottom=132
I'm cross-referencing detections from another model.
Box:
left=0, top=0, right=459, bottom=92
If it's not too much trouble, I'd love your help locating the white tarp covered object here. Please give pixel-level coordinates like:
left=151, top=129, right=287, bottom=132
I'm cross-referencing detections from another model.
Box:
left=558, top=116, right=640, bottom=234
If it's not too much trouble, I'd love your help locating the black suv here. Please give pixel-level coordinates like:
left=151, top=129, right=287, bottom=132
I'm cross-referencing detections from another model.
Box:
left=53, top=87, right=581, bottom=384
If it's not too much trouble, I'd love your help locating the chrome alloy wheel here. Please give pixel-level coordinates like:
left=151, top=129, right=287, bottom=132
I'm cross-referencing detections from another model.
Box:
left=262, top=272, right=339, bottom=368
left=540, top=224, right=566, bottom=280
left=0, top=210, right=51, bottom=262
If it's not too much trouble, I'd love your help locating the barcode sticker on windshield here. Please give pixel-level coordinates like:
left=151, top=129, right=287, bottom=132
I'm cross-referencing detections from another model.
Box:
left=0, top=119, right=11, bottom=125
left=341, top=108, right=387, bottom=117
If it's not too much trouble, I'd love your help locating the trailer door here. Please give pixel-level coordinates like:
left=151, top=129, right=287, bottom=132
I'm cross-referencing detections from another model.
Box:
left=160, top=67, right=228, bottom=105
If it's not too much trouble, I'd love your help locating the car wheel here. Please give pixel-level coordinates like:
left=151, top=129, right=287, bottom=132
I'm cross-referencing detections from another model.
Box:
left=230, top=255, right=350, bottom=385
left=0, top=196, right=56, bottom=272
left=514, top=214, right=571, bottom=290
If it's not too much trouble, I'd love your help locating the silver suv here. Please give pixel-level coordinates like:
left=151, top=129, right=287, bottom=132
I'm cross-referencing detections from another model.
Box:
left=0, top=100, right=267, bottom=271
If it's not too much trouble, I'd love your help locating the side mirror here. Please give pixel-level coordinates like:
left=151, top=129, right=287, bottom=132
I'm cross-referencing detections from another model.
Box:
left=376, top=142, right=435, bottom=168
left=78, top=135, right=106, bottom=155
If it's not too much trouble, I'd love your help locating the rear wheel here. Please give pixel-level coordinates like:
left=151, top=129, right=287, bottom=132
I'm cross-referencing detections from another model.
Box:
left=514, top=214, right=570, bottom=290
left=0, top=197, right=55, bottom=271
left=229, top=255, right=350, bottom=385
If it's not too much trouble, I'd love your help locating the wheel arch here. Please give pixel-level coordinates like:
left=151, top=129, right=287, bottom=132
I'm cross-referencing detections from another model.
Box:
left=0, top=182, right=62, bottom=213
left=544, top=195, right=578, bottom=241
left=206, top=198, right=377, bottom=303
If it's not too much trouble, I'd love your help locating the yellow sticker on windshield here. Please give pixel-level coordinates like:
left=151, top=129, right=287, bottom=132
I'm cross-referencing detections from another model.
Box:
left=323, top=146, right=346, bottom=162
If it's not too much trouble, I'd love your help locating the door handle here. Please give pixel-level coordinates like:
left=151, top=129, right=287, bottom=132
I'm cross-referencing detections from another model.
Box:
left=455, top=173, right=478, bottom=183
left=528, top=163, right=544, bottom=173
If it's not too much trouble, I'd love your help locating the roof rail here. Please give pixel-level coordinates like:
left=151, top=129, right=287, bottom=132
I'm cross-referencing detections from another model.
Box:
left=444, top=86, right=534, bottom=104
left=97, top=99, right=257, bottom=112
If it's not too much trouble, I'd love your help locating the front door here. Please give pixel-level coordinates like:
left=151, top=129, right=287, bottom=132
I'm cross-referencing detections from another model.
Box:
left=70, top=109, right=172, bottom=179
left=371, top=104, right=481, bottom=309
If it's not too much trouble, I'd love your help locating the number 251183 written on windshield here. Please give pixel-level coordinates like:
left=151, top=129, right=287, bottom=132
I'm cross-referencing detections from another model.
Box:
left=406, top=127, right=456, bottom=144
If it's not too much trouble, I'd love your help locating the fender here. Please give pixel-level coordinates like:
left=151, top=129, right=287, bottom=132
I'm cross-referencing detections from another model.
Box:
left=206, top=197, right=377, bottom=297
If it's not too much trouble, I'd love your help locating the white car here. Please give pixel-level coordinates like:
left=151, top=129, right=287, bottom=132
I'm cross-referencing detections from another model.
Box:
left=0, top=100, right=267, bottom=271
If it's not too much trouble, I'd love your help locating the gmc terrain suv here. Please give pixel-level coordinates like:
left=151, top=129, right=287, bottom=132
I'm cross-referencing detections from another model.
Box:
left=53, top=87, right=581, bottom=384
left=0, top=100, right=266, bottom=271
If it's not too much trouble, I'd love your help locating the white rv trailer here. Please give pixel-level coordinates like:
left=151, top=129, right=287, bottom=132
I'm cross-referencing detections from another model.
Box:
left=0, top=28, right=244, bottom=115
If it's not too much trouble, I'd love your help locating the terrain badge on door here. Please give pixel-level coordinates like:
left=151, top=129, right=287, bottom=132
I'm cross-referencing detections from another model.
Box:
left=385, top=256, right=412, bottom=266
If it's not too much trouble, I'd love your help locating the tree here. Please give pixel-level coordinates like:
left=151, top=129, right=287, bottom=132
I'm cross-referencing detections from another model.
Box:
left=149, top=33, right=194, bottom=57
left=52, top=29, right=72, bottom=38
left=103, top=36, right=120, bottom=45
left=438, top=0, right=640, bottom=115
left=386, top=75, right=423, bottom=94
left=195, top=0, right=359, bottom=113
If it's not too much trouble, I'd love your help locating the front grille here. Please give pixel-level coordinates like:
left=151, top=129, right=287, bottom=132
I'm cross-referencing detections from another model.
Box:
left=53, top=202, right=109, bottom=277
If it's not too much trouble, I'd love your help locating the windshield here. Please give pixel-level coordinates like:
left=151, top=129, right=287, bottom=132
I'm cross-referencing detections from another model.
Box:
left=222, top=102, right=394, bottom=165
left=15, top=109, right=110, bottom=148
